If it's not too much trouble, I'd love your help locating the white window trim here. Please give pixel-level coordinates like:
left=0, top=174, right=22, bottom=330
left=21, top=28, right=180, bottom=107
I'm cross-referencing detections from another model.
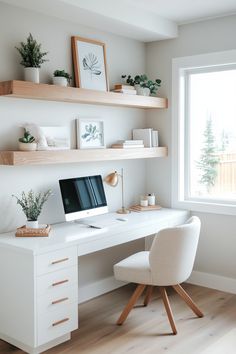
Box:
left=172, top=49, right=236, bottom=216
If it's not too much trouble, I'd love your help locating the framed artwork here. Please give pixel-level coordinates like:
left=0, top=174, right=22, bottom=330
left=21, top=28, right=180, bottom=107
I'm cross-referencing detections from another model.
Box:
left=71, top=36, right=109, bottom=91
left=76, top=118, right=105, bottom=149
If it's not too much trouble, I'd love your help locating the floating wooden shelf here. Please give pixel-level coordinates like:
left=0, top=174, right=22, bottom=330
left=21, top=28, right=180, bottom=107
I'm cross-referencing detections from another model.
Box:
left=0, top=80, right=168, bottom=109
left=0, top=147, right=167, bottom=166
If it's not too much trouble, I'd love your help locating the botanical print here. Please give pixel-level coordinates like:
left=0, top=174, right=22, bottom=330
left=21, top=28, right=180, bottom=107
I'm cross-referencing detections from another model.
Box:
left=82, top=53, right=101, bottom=78
left=76, top=40, right=107, bottom=91
left=77, top=119, right=105, bottom=149
left=81, top=123, right=102, bottom=143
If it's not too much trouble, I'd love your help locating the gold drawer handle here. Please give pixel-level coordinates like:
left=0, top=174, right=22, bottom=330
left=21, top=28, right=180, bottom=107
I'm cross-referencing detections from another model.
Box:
left=51, top=257, right=69, bottom=265
left=52, top=297, right=69, bottom=305
left=52, top=279, right=69, bottom=287
left=52, top=318, right=69, bottom=327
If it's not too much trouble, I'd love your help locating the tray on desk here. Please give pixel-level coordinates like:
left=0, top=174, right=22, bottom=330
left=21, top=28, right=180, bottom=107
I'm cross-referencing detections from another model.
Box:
left=129, top=205, right=162, bottom=212
left=15, top=224, right=51, bottom=237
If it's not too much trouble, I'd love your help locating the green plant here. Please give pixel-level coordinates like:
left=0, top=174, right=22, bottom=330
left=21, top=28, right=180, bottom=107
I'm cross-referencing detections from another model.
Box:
left=15, top=33, right=48, bottom=68
left=19, top=130, right=35, bottom=144
left=197, top=117, right=219, bottom=192
left=12, top=189, right=52, bottom=221
left=53, top=70, right=72, bottom=83
left=121, top=74, right=161, bottom=95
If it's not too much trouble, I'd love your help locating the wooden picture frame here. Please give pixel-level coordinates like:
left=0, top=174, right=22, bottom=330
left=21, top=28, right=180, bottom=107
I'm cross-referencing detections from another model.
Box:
left=76, top=118, right=105, bottom=149
left=71, top=36, right=109, bottom=91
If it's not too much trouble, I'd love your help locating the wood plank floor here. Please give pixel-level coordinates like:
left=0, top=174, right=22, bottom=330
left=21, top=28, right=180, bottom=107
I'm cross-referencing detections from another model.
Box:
left=0, top=284, right=236, bottom=354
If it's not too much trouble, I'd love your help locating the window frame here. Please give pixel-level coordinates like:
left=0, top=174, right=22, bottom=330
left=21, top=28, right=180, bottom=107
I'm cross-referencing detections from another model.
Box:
left=172, top=50, right=236, bottom=216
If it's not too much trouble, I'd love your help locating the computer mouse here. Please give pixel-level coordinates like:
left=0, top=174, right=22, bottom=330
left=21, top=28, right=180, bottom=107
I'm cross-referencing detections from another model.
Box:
left=116, top=218, right=128, bottom=222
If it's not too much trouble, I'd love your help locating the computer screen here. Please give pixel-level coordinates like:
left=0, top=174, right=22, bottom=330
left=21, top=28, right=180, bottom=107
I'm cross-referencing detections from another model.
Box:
left=59, top=175, right=108, bottom=221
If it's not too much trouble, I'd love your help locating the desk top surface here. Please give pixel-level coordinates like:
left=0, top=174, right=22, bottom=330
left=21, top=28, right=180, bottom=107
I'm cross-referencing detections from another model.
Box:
left=0, top=208, right=189, bottom=255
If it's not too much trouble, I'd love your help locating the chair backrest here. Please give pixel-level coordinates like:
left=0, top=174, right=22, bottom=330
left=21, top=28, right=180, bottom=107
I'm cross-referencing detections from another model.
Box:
left=149, top=216, right=201, bottom=286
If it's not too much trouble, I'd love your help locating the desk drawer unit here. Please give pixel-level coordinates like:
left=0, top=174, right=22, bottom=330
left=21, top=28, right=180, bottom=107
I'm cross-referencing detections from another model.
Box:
left=36, top=246, right=79, bottom=347
left=36, top=247, right=77, bottom=275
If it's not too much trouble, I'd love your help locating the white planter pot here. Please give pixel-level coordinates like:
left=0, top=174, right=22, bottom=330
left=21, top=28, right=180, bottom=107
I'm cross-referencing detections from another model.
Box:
left=26, top=220, right=39, bottom=229
left=18, top=142, right=37, bottom=151
left=24, top=67, right=39, bottom=83
left=52, top=77, right=68, bottom=87
left=135, top=85, right=150, bottom=96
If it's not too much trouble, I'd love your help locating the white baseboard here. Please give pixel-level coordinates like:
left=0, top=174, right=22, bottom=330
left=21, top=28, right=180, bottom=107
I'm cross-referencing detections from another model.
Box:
left=78, top=270, right=236, bottom=304
left=78, top=276, right=125, bottom=304
left=187, top=270, right=236, bottom=294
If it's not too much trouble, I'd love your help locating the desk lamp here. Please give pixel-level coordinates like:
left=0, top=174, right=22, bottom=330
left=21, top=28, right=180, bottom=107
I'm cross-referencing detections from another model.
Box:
left=104, top=168, right=130, bottom=214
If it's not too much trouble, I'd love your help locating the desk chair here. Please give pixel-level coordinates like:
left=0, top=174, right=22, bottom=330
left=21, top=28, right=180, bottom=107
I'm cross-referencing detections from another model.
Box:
left=114, top=216, right=203, bottom=334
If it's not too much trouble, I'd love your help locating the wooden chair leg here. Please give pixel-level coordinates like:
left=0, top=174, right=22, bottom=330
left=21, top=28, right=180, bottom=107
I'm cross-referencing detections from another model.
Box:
left=117, top=284, right=146, bottom=325
left=172, top=284, right=204, bottom=318
left=159, top=287, right=177, bottom=335
left=143, top=286, right=153, bottom=307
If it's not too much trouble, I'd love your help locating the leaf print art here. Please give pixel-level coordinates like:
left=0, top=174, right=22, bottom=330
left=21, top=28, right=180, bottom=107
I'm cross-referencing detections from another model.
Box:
left=81, top=124, right=102, bottom=142
left=82, top=53, right=101, bottom=78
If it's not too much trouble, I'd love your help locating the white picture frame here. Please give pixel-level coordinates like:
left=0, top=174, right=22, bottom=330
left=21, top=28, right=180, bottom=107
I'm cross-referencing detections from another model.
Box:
left=76, top=118, right=105, bottom=149
left=72, top=36, right=109, bottom=91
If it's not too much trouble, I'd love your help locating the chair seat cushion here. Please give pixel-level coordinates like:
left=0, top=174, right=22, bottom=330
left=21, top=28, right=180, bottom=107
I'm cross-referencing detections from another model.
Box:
left=114, top=251, right=152, bottom=285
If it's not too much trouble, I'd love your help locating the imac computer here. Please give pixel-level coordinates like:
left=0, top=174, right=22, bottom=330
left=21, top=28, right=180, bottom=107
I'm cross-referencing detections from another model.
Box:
left=59, top=175, right=108, bottom=222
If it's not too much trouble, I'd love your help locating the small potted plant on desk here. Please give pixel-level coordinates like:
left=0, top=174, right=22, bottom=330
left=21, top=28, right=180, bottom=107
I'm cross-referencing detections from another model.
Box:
left=121, top=74, right=161, bottom=96
left=18, top=130, right=37, bottom=151
left=53, top=70, right=72, bottom=87
left=15, top=33, right=48, bottom=83
left=13, top=190, right=52, bottom=229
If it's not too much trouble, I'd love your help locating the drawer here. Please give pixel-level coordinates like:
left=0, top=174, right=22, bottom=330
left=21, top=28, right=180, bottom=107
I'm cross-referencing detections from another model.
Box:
left=37, top=285, right=78, bottom=314
left=37, top=303, right=78, bottom=346
left=37, top=266, right=78, bottom=296
left=36, top=247, right=77, bottom=276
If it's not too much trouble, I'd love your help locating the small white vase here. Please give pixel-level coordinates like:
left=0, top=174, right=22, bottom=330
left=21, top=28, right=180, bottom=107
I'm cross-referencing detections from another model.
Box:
left=26, top=220, right=38, bottom=229
left=52, top=77, right=68, bottom=87
left=18, top=142, right=37, bottom=151
left=24, top=67, right=39, bottom=83
left=135, top=85, right=150, bottom=96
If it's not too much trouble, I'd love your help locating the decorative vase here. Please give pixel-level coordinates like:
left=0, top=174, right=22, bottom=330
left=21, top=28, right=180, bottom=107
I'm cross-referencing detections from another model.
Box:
left=18, top=142, right=37, bottom=151
left=24, top=67, right=39, bottom=83
left=52, top=77, right=68, bottom=87
left=26, top=220, right=38, bottom=229
left=135, top=85, right=150, bottom=96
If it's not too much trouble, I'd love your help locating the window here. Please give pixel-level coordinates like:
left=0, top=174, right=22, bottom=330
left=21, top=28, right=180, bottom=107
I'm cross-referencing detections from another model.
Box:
left=172, top=50, right=236, bottom=215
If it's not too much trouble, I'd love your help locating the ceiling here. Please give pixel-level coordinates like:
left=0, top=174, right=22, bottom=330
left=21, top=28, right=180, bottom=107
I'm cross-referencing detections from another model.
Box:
left=127, top=0, right=236, bottom=25
left=1, top=0, right=236, bottom=42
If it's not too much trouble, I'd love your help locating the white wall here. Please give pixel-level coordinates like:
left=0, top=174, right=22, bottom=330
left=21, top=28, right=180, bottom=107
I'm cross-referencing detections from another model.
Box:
left=0, top=2, right=147, bottom=292
left=146, top=15, right=236, bottom=285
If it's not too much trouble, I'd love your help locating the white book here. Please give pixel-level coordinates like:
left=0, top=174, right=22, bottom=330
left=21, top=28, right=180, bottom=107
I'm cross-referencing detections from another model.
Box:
left=151, top=130, right=159, bottom=147
left=111, top=144, right=144, bottom=148
left=116, top=140, right=143, bottom=145
left=113, top=89, right=137, bottom=95
left=132, top=128, right=152, bottom=147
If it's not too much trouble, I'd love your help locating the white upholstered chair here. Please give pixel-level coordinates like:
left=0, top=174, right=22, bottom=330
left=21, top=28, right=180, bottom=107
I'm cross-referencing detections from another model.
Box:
left=114, top=216, right=203, bottom=334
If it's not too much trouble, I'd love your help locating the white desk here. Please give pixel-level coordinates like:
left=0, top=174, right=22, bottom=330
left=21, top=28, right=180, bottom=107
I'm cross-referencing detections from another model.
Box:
left=0, top=208, right=189, bottom=354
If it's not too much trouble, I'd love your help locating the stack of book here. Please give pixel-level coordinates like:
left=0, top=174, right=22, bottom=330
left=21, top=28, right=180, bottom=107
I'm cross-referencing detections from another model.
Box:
left=133, top=128, right=159, bottom=147
left=112, top=84, right=137, bottom=95
left=111, top=140, right=144, bottom=149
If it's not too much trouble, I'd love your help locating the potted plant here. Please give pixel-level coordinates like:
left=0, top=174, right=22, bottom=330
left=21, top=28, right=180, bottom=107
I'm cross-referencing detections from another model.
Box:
left=53, top=70, right=72, bottom=87
left=18, top=129, right=37, bottom=151
left=15, top=33, right=48, bottom=83
left=121, top=74, right=161, bottom=96
left=13, top=189, right=52, bottom=229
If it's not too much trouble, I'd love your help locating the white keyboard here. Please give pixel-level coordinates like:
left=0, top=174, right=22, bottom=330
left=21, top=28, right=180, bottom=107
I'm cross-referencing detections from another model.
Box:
left=83, top=218, right=128, bottom=229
